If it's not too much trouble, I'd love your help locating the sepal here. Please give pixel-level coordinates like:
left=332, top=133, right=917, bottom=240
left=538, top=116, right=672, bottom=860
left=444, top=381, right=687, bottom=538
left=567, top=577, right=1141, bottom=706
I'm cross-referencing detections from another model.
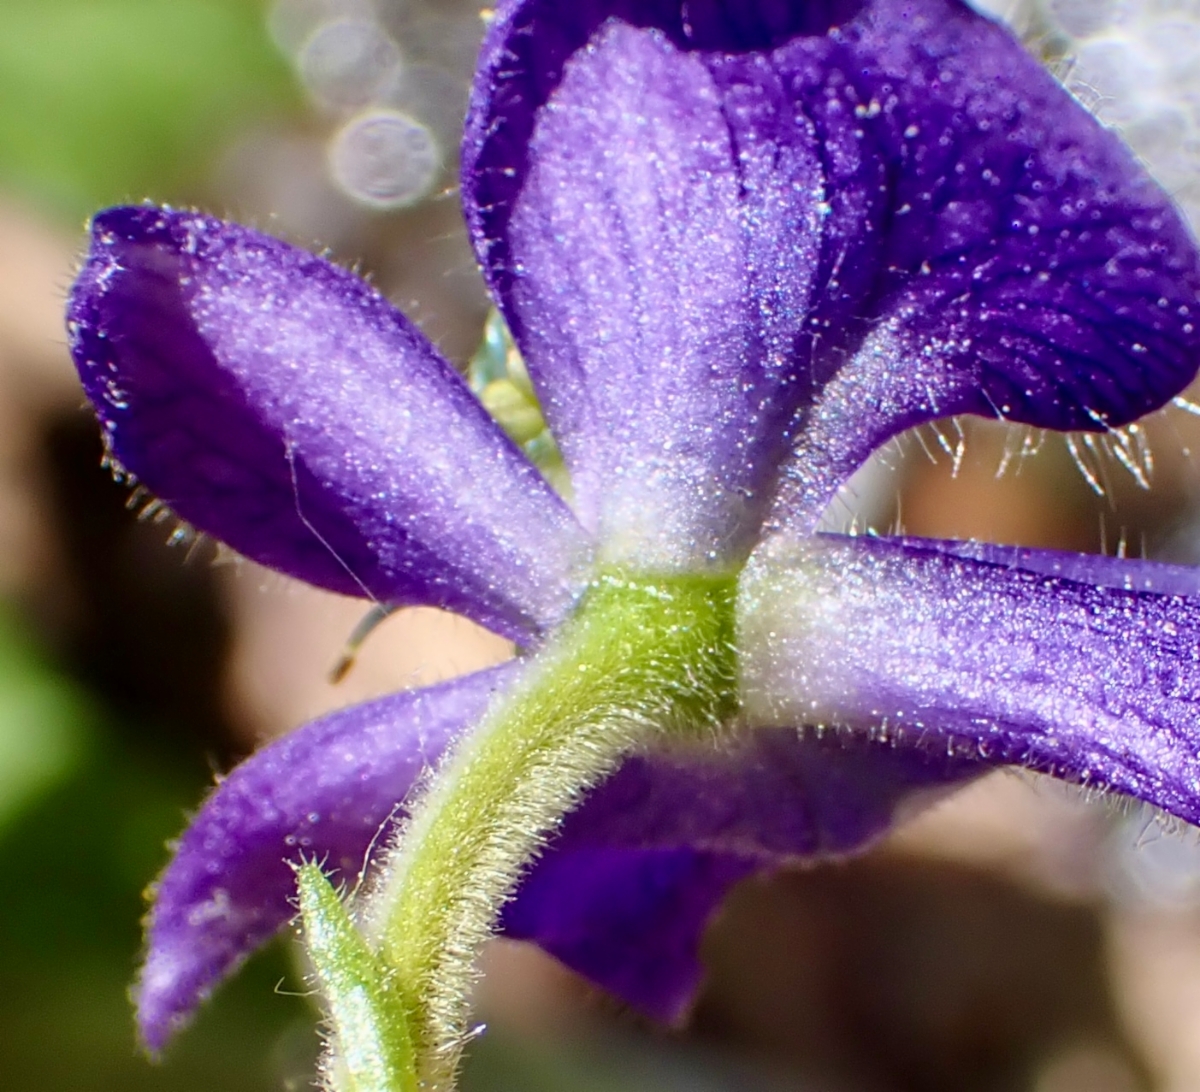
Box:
left=297, top=863, right=418, bottom=1092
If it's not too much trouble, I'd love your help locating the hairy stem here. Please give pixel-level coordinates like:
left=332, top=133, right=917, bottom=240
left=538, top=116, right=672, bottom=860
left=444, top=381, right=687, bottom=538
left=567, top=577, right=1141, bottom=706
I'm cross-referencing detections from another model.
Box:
left=366, top=570, right=738, bottom=1089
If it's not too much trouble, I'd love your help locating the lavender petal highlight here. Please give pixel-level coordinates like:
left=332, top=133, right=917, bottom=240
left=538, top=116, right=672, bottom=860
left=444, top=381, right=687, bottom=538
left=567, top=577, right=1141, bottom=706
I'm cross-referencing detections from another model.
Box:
left=499, top=20, right=819, bottom=566
left=740, top=533, right=1200, bottom=824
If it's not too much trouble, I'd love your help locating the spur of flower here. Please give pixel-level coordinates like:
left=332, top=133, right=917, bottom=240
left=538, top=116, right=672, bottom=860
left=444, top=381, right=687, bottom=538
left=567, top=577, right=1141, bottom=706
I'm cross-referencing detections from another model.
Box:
left=65, top=0, right=1200, bottom=1089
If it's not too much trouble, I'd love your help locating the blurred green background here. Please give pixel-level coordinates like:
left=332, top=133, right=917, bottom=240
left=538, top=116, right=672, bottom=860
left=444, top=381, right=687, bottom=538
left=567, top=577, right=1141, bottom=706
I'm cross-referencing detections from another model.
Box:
left=0, top=1, right=307, bottom=1086
left=0, top=0, right=294, bottom=219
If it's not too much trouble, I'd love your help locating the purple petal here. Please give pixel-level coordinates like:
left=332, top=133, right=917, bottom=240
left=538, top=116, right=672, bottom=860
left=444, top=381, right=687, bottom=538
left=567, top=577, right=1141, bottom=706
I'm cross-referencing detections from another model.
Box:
left=67, top=207, right=589, bottom=642
left=502, top=730, right=979, bottom=1021
left=141, top=656, right=979, bottom=1045
left=136, top=664, right=518, bottom=1053
left=888, top=535, right=1200, bottom=596
left=503, top=849, right=758, bottom=1022
left=468, top=18, right=818, bottom=566
left=741, top=532, right=1200, bottom=825
left=464, top=0, right=1200, bottom=536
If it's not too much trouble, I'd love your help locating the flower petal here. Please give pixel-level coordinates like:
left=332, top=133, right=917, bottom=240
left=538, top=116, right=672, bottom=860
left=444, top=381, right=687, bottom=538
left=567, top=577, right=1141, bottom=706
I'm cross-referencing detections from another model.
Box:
left=465, top=0, right=1200, bottom=536
left=503, top=849, right=758, bottom=1022
left=67, top=207, right=589, bottom=642
left=894, top=535, right=1200, bottom=596
left=502, top=730, right=979, bottom=1021
left=136, top=664, right=518, bottom=1054
left=141, top=657, right=978, bottom=1046
left=740, top=533, right=1200, bottom=824
left=471, top=19, right=820, bottom=567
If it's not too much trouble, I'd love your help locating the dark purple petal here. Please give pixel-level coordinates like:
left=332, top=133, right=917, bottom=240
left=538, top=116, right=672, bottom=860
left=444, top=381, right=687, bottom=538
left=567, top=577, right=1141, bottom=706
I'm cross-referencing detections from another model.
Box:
left=136, top=664, right=518, bottom=1053
left=503, top=730, right=979, bottom=1021
left=67, top=207, right=589, bottom=642
left=464, top=0, right=1200, bottom=535
left=503, top=849, right=758, bottom=1022
left=558, top=728, right=976, bottom=859
left=741, top=532, right=1200, bottom=824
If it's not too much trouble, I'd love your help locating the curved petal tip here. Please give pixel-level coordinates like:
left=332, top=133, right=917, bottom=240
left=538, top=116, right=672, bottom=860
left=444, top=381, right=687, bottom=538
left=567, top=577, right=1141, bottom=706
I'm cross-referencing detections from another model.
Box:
left=134, top=666, right=516, bottom=1051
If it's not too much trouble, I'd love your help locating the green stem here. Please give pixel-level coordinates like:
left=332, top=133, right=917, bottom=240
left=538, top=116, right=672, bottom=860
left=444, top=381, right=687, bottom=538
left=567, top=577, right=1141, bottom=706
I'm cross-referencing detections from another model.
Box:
left=366, top=570, right=738, bottom=1089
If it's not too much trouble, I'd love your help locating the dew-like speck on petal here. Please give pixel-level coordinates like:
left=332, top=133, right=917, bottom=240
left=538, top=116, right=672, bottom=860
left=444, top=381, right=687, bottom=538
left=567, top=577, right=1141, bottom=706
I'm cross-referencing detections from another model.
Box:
left=328, top=109, right=441, bottom=209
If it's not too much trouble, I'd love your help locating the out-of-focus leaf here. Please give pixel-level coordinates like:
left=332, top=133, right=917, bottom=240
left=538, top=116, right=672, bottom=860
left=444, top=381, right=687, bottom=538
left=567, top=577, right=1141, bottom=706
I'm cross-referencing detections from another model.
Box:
left=0, top=615, right=314, bottom=1089
left=0, top=609, right=89, bottom=832
left=0, top=0, right=295, bottom=219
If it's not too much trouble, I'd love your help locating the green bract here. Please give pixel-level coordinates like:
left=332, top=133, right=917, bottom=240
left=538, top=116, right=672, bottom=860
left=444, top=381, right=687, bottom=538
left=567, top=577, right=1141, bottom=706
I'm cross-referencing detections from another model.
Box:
left=298, top=863, right=418, bottom=1092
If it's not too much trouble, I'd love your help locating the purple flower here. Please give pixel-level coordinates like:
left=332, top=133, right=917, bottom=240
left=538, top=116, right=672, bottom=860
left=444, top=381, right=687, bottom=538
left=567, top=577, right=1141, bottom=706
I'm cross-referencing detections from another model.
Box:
left=65, top=0, right=1200, bottom=1071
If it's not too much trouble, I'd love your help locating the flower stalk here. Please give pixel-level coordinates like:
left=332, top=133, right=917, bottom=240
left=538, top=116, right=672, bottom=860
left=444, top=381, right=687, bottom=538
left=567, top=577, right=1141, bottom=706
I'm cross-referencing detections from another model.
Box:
left=354, top=570, right=738, bottom=1089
